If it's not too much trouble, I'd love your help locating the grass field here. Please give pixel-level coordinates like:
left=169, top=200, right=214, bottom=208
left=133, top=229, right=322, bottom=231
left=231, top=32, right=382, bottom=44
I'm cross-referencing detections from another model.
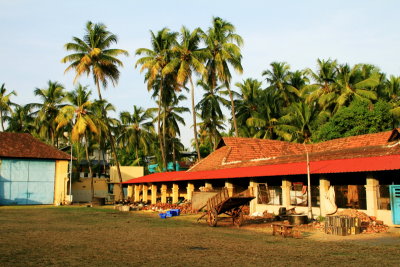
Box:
left=0, top=206, right=399, bottom=267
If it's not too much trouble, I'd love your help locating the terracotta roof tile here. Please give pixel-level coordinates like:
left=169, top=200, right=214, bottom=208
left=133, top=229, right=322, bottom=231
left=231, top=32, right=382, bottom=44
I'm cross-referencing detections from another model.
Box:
left=310, top=131, right=394, bottom=153
left=0, top=132, right=71, bottom=160
left=188, top=129, right=400, bottom=172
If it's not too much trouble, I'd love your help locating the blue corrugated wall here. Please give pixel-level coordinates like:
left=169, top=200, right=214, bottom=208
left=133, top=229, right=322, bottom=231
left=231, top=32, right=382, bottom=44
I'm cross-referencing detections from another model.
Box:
left=390, top=185, right=400, bottom=225
left=0, top=159, right=55, bottom=205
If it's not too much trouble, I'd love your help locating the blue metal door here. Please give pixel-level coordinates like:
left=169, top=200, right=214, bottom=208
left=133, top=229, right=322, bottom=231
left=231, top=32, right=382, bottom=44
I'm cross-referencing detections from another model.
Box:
left=390, top=185, right=400, bottom=225
left=0, top=159, right=55, bottom=205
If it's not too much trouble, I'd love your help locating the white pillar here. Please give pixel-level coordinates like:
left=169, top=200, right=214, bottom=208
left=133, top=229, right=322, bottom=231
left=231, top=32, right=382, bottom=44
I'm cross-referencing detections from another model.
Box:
left=186, top=183, right=195, bottom=201
left=127, top=185, right=134, bottom=199
left=365, top=174, right=379, bottom=217
left=172, top=183, right=179, bottom=203
left=282, top=179, right=292, bottom=208
left=151, top=184, right=157, bottom=204
left=319, top=176, right=330, bottom=216
left=134, top=184, right=141, bottom=202
left=225, top=180, right=234, bottom=197
left=248, top=180, right=257, bottom=214
left=161, top=184, right=167, bottom=203
left=142, top=184, right=149, bottom=203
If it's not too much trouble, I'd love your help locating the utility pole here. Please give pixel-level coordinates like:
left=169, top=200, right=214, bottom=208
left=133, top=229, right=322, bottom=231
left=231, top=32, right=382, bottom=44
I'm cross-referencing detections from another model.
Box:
left=303, top=142, right=313, bottom=220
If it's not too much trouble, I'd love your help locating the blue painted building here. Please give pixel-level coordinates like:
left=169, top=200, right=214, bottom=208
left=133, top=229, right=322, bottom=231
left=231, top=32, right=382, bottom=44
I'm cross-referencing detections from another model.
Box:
left=0, top=133, right=70, bottom=205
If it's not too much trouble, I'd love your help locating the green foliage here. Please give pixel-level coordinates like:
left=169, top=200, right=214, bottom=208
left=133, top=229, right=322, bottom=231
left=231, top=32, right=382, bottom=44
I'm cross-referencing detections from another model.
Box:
left=5, top=18, right=400, bottom=168
left=199, top=141, right=213, bottom=158
left=315, top=100, right=394, bottom=142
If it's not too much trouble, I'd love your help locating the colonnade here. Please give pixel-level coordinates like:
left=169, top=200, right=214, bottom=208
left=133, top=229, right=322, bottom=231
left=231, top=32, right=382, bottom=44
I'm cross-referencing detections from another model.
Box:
left=126, top=175, right=381, bottom=218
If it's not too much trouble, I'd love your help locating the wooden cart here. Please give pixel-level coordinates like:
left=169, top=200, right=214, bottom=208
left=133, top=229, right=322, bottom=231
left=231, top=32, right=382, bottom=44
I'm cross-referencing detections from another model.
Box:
left=199, top=188, right=255, bottom=227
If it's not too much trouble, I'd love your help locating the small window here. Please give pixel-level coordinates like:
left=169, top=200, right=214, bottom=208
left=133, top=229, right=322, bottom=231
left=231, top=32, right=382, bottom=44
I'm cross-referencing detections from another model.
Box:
left=378, top=185, right=391, bottom=210
left=290, top=182, right=308, bottom=206
left=257, top=184, right=282, bottom=205
left=334, top=185, right=367, bottom=210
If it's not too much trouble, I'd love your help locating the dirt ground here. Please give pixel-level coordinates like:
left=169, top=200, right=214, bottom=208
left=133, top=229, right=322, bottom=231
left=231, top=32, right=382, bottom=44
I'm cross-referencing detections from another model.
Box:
left=0, top=206, right=399, bottom=267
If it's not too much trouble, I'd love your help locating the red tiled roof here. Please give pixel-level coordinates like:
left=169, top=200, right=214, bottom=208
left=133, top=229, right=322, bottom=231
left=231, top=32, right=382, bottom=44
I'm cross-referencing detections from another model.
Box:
left=310, top=131, right=394, bottom=153
left=189, top=129, right=399, bottom=172
left=123, top=129, right=400, bottom=184
left=124, top=154, right=400, bottom=184
left=0, top=132, right=71, bottom=160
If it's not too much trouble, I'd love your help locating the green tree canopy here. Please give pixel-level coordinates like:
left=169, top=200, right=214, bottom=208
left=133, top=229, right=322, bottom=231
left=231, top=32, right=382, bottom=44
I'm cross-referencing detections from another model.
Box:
left=315, top=100, right=395, bottom=142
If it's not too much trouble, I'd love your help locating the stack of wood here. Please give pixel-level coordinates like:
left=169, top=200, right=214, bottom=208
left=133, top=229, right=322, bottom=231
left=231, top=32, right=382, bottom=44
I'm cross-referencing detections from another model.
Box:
left=328, top=209, right=389, bottom=234
left=325, top=215, right=361, bottom=236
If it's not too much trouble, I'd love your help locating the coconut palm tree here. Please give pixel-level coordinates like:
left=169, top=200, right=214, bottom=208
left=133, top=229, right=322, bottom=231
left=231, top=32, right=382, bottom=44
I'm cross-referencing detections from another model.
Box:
left=303, top=59, right=338, bottom=112
left=197, top=117, right=226, bottom=151
left=196, top=80, right=229, bottom=150
left=262, top=62, right=300, bottom=107
left=203, top=17, right=244, bottom=137
left=383, top=75, right=400, bottom=121
left=119, top=105, right=154, bottom=162
left=148, top=93, right=189, bottom=155
left=235, top=78, right=293, bottom=140
left=0, top=83, right=17, bottom=131
left=92, top=99, right=118, bottom=174
left=62, top=21, right=128, bottom=197
left=235, top=78, right=264, bottom=137
left=56, top=84, right=102, bottom=199
left=135, top=28, right=178, bottom=169
left=5, top=104, right=35, bottom=133
left=31, top=81, right=66, bottom=146
left=163, top=26, right=208, bottom=159
left=162, top=96, right=189, bottom=169
left=334, top=64, right=379, bottom=111
left=280, top=102, right=329, bottom=143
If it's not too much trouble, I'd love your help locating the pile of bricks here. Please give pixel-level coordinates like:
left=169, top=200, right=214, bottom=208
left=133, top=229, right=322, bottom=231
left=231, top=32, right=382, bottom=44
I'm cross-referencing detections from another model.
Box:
left=335, top=209, right=370, bottom=222
left=140, top=203, right=195, bottom=214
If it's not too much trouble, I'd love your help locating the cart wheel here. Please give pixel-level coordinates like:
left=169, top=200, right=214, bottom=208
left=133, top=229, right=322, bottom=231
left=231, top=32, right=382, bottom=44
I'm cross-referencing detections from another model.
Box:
left=233, top=211, right=243, bottom=227
left=208, top=209, right=218, bottom=227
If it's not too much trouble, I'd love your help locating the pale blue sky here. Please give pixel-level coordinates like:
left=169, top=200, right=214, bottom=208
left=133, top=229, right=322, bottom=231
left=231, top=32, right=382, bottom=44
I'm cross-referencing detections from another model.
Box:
left=1, top=0, right=400, bottom=147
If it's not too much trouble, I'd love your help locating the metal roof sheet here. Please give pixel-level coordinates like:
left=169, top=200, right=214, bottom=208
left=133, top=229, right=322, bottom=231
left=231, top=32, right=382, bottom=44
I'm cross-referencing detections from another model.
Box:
left=123, top=154, right=400, bottom=184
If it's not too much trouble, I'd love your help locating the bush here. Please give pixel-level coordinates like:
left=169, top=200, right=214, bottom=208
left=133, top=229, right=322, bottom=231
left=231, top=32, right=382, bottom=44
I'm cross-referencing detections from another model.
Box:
left=315, top=100, right=394, bottom=142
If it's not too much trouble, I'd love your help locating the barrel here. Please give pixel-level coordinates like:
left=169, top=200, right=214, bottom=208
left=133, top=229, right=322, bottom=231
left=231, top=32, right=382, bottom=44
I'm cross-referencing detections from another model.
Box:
left=288, top=214, right=308, bottom=225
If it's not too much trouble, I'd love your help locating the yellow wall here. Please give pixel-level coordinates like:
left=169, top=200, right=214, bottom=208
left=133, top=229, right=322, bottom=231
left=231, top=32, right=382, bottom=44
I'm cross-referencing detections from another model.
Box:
left=72, top=178, right=109, bottom=202
left=54, top=160, right=69, bottom=205
left=109, top=166, right=144, bottom=201
left=109, top=166, right=144, bottom=183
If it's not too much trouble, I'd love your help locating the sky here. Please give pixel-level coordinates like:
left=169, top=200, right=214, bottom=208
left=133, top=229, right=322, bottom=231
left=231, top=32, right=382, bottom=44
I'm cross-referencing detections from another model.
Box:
left=1, top=0, right=400, bottom=148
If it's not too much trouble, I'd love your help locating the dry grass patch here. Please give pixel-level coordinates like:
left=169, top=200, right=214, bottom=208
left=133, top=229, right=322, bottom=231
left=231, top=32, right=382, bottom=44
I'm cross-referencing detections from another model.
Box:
left=0, top=206, right=399, bottom=267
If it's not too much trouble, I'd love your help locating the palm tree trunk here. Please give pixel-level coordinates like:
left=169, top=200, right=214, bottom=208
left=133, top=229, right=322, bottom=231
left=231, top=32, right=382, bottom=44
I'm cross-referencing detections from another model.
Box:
left=172, top=143, right=176, bottom=171
left=84, top=132, right=94, bottom=201
left=50, top=129, right=55, bottom=146
left=95, top=80, right=125, bottom=200
left=102, top=142, right=107, bottom=176
left=162, top=103, right=167, bottom=167
left=227, top=84, right=239, bottom=137
left=189, top=76, right=201, bottom=160
left=0, top=111, right=4, bottom=131
left=158, top=79, right=167, bottom=169
left=97, top=145, right=101, bottom=177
